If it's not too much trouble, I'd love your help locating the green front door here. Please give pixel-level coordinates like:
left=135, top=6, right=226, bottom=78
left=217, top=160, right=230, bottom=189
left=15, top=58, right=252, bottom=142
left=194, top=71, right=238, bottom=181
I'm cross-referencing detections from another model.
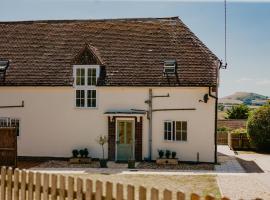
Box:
left=116, top=120, right=134, bottom=161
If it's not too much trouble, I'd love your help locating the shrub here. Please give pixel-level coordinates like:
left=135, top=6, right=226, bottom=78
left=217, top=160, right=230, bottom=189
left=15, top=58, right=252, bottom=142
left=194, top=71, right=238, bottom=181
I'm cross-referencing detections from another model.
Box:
left=83, top=148, right=89, bottom=158
left=79, top=149, right=85, bottom=157
left=172, top=151, right=177, bottom=159
left=217, top=126, right=231, bottom=132
left=165, top=150, right=171, bottom=159
left=226, top=104, right=250, bottom=119
left=72, top=149, right=79, bottom=158
left=231, top=128, right=247, bottom=136
left=158, top=149, right=164, bottom=158
left=247, top=105, right=270, bottom=152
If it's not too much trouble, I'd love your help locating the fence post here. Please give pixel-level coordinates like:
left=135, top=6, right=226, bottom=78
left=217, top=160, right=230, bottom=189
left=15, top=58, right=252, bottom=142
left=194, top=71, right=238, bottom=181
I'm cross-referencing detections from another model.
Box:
left=68, top=176, right=74, bottom=200
left=85, top=179, right=93, bottom=200
left=139, top=186, right=147, bottom=200
left=59, top=175, right=66, bottom=200
left=0, top=167, right=6, bottom=200
left=176, top=191, right=185, bottom=200
left=77, top=177, right=83, bottom=200
left=95, top=180, right=103, bottom=200
left=51, top=174, right=58, bottom=200
left=28, top=171, right=34, bottom=200
left=116, top=183, right=124, bottom=200
left=127, top=185, right=135, bottom=200
left=43, top=173, right=49, bottom=200
left=21, top=170, right=27, bottom=200
left=35, top=172, right=42, bottom=200
left=106, top=182, right=113, bottom=200
left=163, top=189, right=172, bottom=200
left=14, top=169, right=20, bottom=200
left=151, top=188, right=159, bottom=200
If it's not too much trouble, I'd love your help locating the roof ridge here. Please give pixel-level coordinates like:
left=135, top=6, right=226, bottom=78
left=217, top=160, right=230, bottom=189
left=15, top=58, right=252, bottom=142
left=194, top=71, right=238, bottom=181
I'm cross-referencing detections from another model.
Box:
left=0, top=16, right=179, bottom=24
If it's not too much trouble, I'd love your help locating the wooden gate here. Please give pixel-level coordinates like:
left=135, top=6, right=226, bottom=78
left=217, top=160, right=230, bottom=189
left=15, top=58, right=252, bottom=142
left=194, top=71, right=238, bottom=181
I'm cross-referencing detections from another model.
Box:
left=0, top=127, right=17, bottom=167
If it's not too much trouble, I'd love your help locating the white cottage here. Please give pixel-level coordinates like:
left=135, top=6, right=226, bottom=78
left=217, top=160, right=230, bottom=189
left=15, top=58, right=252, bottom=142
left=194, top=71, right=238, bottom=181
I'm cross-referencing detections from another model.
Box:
left=0, top=17, right=220, bottom=163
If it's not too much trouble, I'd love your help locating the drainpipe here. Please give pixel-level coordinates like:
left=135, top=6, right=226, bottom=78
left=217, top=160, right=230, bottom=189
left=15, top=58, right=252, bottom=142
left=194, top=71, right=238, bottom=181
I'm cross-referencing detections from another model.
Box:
left=208, top=87, right=218, bottom=164
left=148, top=89, right=153, bottom=160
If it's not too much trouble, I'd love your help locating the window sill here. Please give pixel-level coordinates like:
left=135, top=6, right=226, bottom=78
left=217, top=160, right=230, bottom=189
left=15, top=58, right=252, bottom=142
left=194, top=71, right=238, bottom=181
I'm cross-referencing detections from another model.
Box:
left=74, top=107, right=99, bottom=110
left=163, top=140, right=188, bottom=143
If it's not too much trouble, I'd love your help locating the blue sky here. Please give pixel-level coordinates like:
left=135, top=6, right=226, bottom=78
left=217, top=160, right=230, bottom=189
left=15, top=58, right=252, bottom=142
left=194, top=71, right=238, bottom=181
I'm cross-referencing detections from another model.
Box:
left=1, top=0, right=270, bottom=97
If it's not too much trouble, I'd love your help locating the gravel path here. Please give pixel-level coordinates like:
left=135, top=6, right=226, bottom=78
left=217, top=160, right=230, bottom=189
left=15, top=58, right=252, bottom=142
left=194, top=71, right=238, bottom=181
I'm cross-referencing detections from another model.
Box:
left=218, top=174, right=270, bottom=200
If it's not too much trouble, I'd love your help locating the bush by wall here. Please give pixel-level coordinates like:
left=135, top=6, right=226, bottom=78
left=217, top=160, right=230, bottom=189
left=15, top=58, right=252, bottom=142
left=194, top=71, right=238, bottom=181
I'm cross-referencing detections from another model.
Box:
left=247, top=105, right=270, bottom=152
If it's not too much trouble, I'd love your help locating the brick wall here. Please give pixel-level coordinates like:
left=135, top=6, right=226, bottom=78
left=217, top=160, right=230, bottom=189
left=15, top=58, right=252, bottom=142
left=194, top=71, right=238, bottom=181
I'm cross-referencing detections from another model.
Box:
left=135, top=117, right=143, bottom=161
left=218, top=119, right=247, bottom=130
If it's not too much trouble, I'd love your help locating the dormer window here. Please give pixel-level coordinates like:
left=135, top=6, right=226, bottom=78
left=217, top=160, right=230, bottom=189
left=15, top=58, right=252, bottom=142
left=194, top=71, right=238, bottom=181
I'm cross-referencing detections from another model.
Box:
left=73, top=65, right=99, bottom=108
left=163, top=59, right=176, bottom=74
left=0, top=60, right=9, bottom=81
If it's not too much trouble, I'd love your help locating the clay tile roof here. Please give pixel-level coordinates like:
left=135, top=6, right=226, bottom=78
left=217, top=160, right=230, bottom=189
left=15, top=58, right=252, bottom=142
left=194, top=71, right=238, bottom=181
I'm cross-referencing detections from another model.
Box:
left=0, top=17, right=219, bottom=87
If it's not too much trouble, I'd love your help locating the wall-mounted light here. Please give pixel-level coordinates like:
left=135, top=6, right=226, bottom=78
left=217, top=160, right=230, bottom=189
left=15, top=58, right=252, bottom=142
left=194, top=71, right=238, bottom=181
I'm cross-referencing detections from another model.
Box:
left=199, top=94, right=209, bottom=103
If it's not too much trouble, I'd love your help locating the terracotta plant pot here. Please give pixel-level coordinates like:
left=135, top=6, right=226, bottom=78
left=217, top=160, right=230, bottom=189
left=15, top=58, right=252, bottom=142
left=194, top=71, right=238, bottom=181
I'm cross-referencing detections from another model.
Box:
left=99, top=159, right=107, bottom=168
left=128, top=160, right=136, bottom=169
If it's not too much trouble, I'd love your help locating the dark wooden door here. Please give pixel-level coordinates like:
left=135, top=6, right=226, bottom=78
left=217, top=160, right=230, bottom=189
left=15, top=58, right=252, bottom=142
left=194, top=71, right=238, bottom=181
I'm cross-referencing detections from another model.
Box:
left=0, top=127, right=17, bottom=167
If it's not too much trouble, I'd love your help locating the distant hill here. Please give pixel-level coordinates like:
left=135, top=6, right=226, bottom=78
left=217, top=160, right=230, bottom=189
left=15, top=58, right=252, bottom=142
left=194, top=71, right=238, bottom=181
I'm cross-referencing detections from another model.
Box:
left=221, top=92, right=268, bottom=105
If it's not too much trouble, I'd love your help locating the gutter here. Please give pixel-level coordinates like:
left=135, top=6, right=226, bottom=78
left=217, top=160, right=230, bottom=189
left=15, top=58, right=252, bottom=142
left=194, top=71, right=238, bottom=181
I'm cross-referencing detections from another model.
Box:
left=208, top=87, right=218, bottom=164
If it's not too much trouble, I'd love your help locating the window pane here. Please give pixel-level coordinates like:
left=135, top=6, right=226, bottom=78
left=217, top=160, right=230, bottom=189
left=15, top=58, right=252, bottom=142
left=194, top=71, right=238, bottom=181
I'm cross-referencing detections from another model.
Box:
left=182, top=131, right=187, bottom=141
left=76, top=68, right=85, bottom=86
left=164, top=122, right=168, bottom=140
left=182, top=121, right=187, bottom=131
left=88, top=68, right=97, bottom=86
left=176, top=131, right=181, bottom=141
left=87, top=90, right=97, bottom=107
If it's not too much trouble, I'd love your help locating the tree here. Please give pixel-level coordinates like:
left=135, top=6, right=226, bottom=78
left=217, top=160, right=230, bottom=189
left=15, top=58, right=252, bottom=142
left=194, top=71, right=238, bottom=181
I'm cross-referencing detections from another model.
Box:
left=247, top=105, right=270, bottom=151
left=226, top=104, right=250, bottom=119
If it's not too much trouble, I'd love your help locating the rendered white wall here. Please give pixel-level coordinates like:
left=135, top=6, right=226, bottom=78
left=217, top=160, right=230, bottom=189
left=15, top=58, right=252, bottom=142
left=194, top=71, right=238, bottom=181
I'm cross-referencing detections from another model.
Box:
left=0, top=86, right=215, bottom=162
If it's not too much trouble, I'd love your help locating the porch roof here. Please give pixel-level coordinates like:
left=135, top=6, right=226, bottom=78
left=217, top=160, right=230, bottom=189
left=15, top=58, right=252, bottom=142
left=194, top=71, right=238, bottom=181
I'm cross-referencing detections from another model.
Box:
left=104, top=109, right=146, bottom=115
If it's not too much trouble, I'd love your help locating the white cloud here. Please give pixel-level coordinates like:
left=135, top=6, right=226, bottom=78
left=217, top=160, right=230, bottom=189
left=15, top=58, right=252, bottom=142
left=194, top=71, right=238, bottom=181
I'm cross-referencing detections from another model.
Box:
left=235, top=77, right=253, bottom=83
left=256, top=79, right=270, bottom=86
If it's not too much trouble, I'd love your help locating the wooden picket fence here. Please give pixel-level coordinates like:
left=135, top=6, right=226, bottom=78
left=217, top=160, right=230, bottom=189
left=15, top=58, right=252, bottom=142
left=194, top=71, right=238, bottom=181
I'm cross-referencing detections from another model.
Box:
left=0, top=166, right=231, bottom=200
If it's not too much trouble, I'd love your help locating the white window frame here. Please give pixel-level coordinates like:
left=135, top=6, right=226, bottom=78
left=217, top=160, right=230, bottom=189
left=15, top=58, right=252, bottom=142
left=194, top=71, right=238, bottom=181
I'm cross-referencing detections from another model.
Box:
left=164, top=120, right=188, bottom=142
left=73, top=65, right=99, bottom=109
left=163, top=63, right=176, bottom=74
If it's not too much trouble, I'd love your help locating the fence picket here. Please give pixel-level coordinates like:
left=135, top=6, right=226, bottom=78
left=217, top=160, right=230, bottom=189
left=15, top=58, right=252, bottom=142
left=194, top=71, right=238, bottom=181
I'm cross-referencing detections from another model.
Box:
left=21, top=170, right=27, bottom=200
left=7, top=167, right=12, bottom=200
left=139, top=186, right=147, bottom=200
left=85, top=179, right=93, bottom=200
left=205, top=195, right=215, bottom=200
left=95, top=180, right=103, bottom=200
left=35, top=172, right=41, bottom=200
left=51, top=174, right=58, bottom=200
left=43, top=173, right=49, bottom=200
left=68, top=176, right=74, bottom=200
left=77, top=178, right=83, bottom=200
left=164, top=189, right=172, bottom=200
left=116, top=183, right=123, bottom=200
left=106, top=182, right=113, bottom=200
left=28, top=171, right=34, bottom=200
left=13, top=169, right=20, bottom=200
left=191, top=193, right=200, bottom=200
left=221, top=198, right=230, bottom=200
left=176, top=191, right=185, bottom=200
left=59, top=175, right=66, bottom=200
left=0, top=167, right=6, bottom=200
left=151, top=188, right=159, bottom=200
left=127, top=185, right=135, bottom=200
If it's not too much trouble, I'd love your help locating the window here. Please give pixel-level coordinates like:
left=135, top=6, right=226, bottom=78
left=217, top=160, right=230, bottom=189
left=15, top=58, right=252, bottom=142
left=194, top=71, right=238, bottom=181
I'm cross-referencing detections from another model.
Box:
left=163, top=59, right=176, bottom=74
left=164, top=121, right=187, bottom=141
left=74, top=65, right=99, bottom=108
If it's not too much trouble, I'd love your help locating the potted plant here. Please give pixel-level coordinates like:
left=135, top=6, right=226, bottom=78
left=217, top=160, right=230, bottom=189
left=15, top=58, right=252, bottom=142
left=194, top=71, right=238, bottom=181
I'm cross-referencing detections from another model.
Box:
left=97, top=135, right=108, bottom=168
left=128, top=140, right=135, bottom=169
left=158, top=149, right=164, bottom=158
left=79, top=149, right=85, bottom=157
left=165, top=150, right=171, bottom=159
left=72, top=149, right=79, bottom=158
left=83, top=148, right=89, bottom=158
left=172, top=151, right=176, bottom=159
